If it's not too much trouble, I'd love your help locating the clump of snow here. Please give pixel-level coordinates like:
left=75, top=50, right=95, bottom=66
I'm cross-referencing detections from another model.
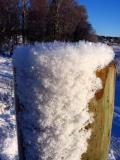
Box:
left=13, top=41, right=114, bottom=160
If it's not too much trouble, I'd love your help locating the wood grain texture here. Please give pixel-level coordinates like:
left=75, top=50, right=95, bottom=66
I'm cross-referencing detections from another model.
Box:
left=82, top=63, right=116, bottom=160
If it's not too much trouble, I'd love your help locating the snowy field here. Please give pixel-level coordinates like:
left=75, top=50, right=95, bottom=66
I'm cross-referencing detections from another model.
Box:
left=0, top=55, right=18, bottom=160
left=0, top=44, right=120, bottom=160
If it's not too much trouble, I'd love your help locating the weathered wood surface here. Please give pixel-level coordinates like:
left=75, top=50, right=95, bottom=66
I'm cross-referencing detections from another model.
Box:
left=82, top=63, right=116, bottom=160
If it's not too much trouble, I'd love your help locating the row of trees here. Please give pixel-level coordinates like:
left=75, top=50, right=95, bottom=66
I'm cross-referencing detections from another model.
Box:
left=98, top=36, right=120, bottom=45
left=27, top=0, right=97, bottom=42
left=0, top=0, right=97, bottom=52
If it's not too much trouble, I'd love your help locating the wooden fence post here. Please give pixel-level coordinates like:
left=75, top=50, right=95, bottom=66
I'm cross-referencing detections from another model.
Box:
left=14, top=63, right=116, bottom=160
left=82, top=62, right=116, bottom=160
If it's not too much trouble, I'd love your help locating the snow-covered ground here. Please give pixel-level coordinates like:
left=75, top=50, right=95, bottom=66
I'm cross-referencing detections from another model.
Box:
left=0, top=55, right=18, bottom=160
left=0, top=43, right=120, bottom=160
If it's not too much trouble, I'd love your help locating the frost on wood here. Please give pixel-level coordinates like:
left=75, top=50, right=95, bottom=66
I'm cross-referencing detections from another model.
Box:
left=13, top=42, right=114, bottom=160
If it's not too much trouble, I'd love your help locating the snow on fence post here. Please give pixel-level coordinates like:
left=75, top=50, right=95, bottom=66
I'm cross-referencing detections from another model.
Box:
left=14, top=62, right=116, bottom=160
left=13, top=42, right=115, bottom=160
left=81, top=62, right=116, bottom=160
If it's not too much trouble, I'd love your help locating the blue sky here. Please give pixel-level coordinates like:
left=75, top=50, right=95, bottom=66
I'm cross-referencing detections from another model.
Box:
left=79, top=0, right=120, bottom=37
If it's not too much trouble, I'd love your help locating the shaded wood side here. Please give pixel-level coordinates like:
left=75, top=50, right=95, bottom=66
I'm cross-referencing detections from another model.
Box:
left=13, top=68, right=26, bottom=160
left=82, top=63, right=116, bottom=160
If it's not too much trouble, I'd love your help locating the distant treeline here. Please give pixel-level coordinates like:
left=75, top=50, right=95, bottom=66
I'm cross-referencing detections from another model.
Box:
left=0, top=0, right=97, bottom=51
left=98, top=36, right=120, bottom=45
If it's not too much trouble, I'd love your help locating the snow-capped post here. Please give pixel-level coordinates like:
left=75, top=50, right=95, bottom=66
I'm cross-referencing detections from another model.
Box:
left=13, top=42, right=115, bottom=160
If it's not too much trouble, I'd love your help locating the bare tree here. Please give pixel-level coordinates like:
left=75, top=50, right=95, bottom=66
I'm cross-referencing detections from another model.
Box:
left=27, top=0, right=48, bottom=41
left=21, top=0, right=28, bottom=43
left=46, top=0, right=97, bottom=41
left=0, top=0, right=19, bottom=53
left=73, top=6, right=98, bottom=42
left=26, top=0, right=97, bottom=42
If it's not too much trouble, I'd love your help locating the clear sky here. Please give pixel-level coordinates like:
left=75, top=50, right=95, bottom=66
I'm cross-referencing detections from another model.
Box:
left=79, top=0, right=120, bottom=37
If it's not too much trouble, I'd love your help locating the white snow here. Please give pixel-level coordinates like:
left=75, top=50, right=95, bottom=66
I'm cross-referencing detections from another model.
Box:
left=13, top=41, right=114, bottom=160
left=109, top=149, right=116, bottom=160
left=110, top=137, right=120, bottom=159
left=0, top=55, right=18, bottom=160
left=2, top=135, right=18, bottom=160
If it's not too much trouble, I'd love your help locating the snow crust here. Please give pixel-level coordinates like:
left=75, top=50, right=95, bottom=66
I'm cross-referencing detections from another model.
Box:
left=13, top=42, right=114, bottom=160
